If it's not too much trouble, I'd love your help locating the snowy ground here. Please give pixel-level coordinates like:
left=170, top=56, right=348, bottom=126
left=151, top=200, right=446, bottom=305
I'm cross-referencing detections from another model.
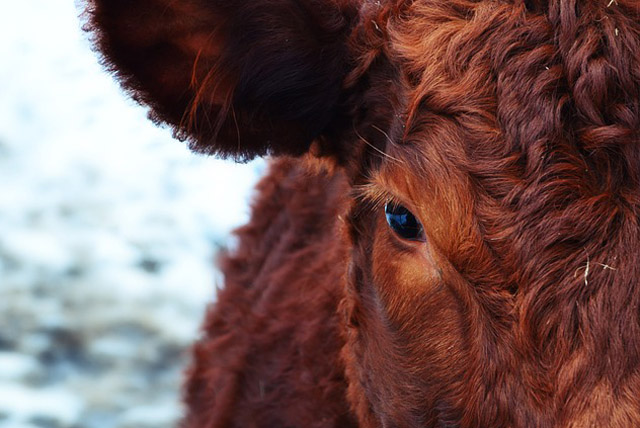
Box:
left=0, top=2, right=262, bottom=427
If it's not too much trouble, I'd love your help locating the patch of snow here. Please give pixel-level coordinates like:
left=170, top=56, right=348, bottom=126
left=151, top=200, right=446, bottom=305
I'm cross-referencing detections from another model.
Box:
left=0, top=423, right=40, bottom=428
left=0, top=353, right=38, bottom=381
left=120, top=403, right=183, bottom=427
left=0, top=383, right=83, bottom=425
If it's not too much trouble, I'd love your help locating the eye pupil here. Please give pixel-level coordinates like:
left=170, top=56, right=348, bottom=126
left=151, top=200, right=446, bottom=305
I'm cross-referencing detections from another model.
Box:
left=385, top=202, right=425, bottom=241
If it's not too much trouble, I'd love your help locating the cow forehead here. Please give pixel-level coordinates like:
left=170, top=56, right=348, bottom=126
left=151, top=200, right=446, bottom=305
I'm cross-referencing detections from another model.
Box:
left=388, top=0, right=638, bottom=154
left=378, top=0, right=639, bottom=218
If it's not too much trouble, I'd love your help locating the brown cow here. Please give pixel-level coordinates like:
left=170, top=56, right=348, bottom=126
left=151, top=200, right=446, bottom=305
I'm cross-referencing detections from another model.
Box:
left=84, top=0, right=640, bottom=426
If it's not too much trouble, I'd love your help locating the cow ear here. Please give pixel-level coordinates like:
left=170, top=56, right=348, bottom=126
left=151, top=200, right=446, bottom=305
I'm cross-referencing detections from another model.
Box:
left=84, top=0, right=359, bottom=160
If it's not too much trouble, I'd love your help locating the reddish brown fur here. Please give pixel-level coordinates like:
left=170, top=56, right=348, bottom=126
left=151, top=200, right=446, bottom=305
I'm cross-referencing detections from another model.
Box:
left=85, top=0, right=640, bottom=426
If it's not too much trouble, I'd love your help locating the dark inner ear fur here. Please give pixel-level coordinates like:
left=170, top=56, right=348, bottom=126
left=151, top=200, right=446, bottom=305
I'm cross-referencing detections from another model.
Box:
left=84, top=0, right=359, bottom=161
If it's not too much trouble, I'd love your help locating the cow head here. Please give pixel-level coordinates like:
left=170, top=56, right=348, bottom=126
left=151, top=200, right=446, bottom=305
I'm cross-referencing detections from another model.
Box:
left=85, top=0, right=640, bottom=426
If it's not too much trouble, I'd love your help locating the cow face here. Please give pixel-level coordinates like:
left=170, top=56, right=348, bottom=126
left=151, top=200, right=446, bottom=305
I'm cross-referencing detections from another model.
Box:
left=344, top=1, right=640, bottom=426
left=86, top=0, right=640, bottom=426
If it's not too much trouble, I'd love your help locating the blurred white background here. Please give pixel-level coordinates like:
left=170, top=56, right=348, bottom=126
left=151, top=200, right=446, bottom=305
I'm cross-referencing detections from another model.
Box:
left=0, top=2, right=262, bottom=427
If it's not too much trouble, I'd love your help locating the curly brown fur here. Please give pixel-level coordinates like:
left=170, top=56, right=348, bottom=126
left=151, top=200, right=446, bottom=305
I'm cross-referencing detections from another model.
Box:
left=86, top=0, right=640, bottom=426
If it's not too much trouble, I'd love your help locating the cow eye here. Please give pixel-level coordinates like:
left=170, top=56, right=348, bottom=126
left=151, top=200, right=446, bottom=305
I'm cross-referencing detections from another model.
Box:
left=384, top=202, right=425, bottom=242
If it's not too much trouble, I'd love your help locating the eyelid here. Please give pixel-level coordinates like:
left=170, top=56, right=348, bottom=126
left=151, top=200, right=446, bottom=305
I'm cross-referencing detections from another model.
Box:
left=356, top=184, right=411, bottom=212
left=384, top=194, right=403, bottom=210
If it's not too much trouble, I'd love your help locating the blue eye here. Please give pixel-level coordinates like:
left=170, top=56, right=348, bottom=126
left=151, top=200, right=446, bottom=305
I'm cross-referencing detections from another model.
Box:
left=385, top=202, right=425, bottom=242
